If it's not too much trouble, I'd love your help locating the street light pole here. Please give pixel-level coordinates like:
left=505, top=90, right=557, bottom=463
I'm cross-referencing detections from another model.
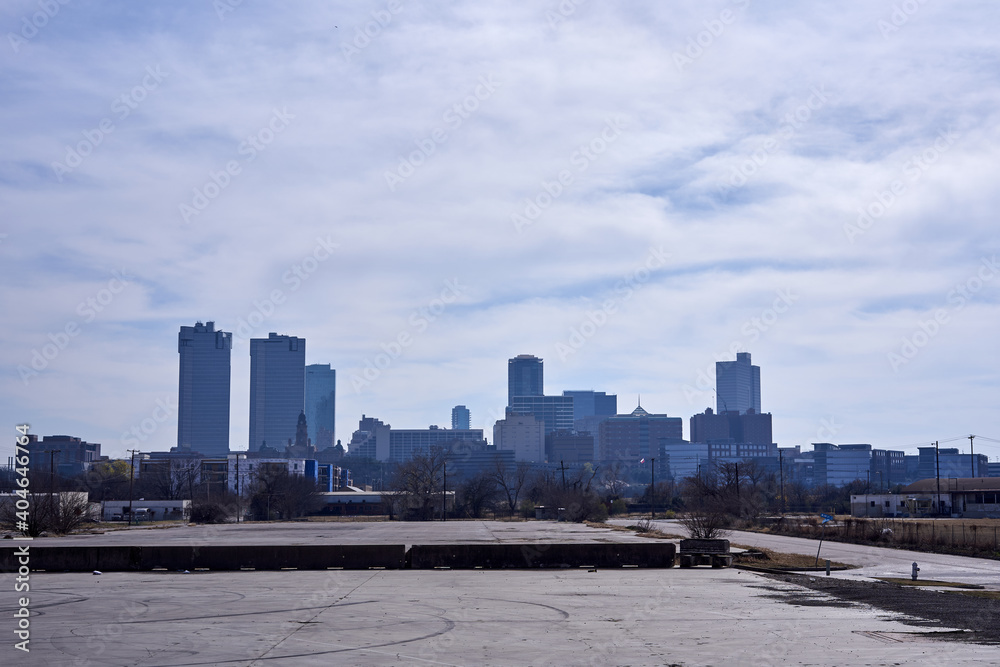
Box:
left=45, top=449, right=61, bottom=524
left=127, top=449, right=139, bottom=526
left=650, top=457, right=655, bottom=520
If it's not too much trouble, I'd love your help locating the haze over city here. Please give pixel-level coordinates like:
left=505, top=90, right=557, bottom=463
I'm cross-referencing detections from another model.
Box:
left=3, top=1, right=1000, bottom=461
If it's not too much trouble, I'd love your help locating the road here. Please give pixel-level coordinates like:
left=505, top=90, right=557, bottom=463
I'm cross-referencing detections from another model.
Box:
left=618, top=518, right=1000, bottom=589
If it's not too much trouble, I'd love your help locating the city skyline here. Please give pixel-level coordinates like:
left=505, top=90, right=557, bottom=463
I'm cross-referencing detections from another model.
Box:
left=3, top=3, right=1000, bottom=461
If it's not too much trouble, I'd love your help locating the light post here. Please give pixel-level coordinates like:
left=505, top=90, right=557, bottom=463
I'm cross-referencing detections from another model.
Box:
left=127, top=449, right=140, bottom=526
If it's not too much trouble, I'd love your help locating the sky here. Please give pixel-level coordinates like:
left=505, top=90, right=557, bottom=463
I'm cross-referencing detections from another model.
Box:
left=2, top=1, right=1000, bottom=462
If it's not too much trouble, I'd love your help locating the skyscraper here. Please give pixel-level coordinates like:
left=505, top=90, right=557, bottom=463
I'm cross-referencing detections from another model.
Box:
left=177, top=321, right=232, bottom=456
left=508, top=354, right=543, bottom=406
left=249, top=333, right=305, bottom=451
left=451, top=405, right=470, bottom=430
left=305, top=364, right=336, bottom=449
left=715, top=352, right=761, bottom=415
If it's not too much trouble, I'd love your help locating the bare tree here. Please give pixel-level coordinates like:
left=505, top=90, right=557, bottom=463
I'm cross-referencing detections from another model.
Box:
left=600, top=460, right=629, bottom=500
left=389, top=447, right=448, bottom=520
left=492, top=459, right=531, bottom=516
left=457, top=473, right=498, bottom=518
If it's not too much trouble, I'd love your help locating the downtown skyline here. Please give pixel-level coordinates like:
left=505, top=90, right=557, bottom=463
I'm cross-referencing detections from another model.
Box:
left=2, top=2, right=1000, bottom=460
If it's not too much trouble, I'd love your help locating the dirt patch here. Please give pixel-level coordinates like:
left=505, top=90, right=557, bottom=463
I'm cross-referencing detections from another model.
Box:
left=732, top=544, right=852, bottom=570
left=759, top=572, right=1000, bottom=644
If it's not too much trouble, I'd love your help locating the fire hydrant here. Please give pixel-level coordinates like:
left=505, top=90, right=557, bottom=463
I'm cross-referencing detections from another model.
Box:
left=911, top=562, right=920, bottom=581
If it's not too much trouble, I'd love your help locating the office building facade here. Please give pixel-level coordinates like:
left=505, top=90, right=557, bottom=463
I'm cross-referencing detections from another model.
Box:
left=493, top=414, right=545, bottom=462
left=598, top=405, right=683, bottom=462
left=452, top=405, right=471, bottom=430
left=177, top=321, right=232, bottom=456
left=716, top=352, right=760, bottom=415
left=508, top=395, right=574, bottom=436
left=508, top=354, right=543, bottom=405
left=562, top=390, right=617, bottom=421
left=305, top=364, right=336, bottom=449
left=249, top=333, right=305, bottom=451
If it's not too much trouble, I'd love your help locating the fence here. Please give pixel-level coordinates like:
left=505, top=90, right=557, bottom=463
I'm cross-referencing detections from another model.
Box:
left=771, top=517, right=1000, bottom=554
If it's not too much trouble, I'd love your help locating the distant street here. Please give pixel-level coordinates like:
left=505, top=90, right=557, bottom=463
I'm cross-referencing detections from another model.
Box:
left=623, top=518, right=1000, bottom=589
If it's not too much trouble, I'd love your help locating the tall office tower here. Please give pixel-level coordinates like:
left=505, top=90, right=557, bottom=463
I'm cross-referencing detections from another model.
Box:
left=177, top=321, right=232, bottom=456
left=715, top=352, right=761, bottom=415
left=563, top=390, right=617, bottom=421
left=508, top=354, right=543, bottom=406
left=305, top=364, right=336, bottom=449
left=452, top=405, right=470, bottom=430
left=249, top=333, right=305, bottom=451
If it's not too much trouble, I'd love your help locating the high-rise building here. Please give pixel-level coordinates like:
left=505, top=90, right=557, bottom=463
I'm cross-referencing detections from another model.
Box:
left=387, top=425, right=485, bottom=462
left=562, top=390, right=617, bottom=421
left=493, top=414, right=545, bottom=462
left=508, top=354, right=543, bottom=406
left=598, top=404, right=683, bottom=462
left=452, top=405, right=471, bottom=430
left=305, top=364, right=336, bottom=449
left=546, top=430, right=594, bottom=463
left=716, top=352, right=760, bottom=415
left=22, top=434, right=101, bottom=477
left=249, top=333, right=305, bottom=451
left=690, top=407, right=773, bottom=446
left=177, top=321, right=232, bottom=456
left=508, top=396, right=574, bottom=436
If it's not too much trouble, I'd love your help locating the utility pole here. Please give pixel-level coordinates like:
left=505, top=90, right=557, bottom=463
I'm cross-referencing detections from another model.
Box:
left=934, top=441, right=941, bottom=516
left=779, top=449, right=785, bottom=514
left=442, top=461, right=447, bottom=522
left=235, top=455, right=240, bottom=523
left=559, top=460, right=567, bottom=489
left=969, top=434, right=977, bottom=478
left=127, top=449, right=140, bottom=526
left=650, top=458, right=655, bottom=520
left=45, top=449, right=61, bottom=523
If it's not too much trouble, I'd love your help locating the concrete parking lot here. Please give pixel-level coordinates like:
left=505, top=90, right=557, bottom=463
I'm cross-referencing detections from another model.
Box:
left=6, top=568, right=998, bottom=666
left=4, top=520, right=999, bottom=665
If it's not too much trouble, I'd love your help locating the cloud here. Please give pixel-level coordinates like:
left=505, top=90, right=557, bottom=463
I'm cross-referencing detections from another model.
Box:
left=2, top=0, right=1000, bottom=460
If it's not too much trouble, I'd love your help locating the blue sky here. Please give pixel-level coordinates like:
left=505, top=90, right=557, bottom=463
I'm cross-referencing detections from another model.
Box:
left=2, top=0, right=1000, bottom=461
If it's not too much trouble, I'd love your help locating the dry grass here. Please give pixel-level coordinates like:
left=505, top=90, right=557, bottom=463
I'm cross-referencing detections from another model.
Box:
left=731, top=544, right=854, bottom=570
left=589, top=521, right=685, bottom=540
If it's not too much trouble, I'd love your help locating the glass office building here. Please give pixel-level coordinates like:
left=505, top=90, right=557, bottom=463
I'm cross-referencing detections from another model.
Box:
left=177, top=321, right=232, bottom=456
left=305, top=364, right=336, bottom=449
left=249, top=333, right=305, bottom=451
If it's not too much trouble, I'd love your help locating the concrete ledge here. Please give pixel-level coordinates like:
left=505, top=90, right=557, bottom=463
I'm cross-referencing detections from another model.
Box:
left=0, top=546, right=142, bottom=572
left=0, top=545, right=406, bottom=572
left=408, top=542, right=675, bottom=569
